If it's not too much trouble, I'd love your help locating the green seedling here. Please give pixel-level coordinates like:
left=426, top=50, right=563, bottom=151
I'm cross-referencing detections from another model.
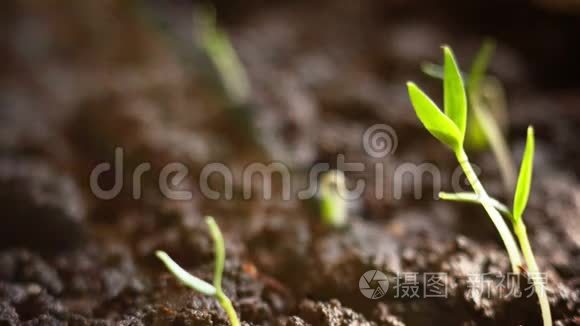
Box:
left=422, top=40, right=515, bottom=195
left=440, top=128, right=552, bottom=325
left=410, top=47, right=551, bottom=325
left=156, top=217, right=240, bottom=326
left=195, top=6, right=271, bottom=156
left=196, top=6, right=251, bottom=106
left=319, top=170, right=348, bottom=228
left=407, top=46, right=523, bottom=271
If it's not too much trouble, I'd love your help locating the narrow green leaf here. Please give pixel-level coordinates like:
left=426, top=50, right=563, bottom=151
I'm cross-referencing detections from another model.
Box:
left=438, top=191, right=513, bottom=221
left=443, top=46, right=467, bottom=139
left=407, top=82, right=462, bottom=151
left=421, top=62, right=469, bottom=81
left=205, top=216, right=225, bottom=293
left=465, top=40, right=496, bottom=151
left=421, top=62, right=445, bottom=80
left=467, top=39, right=496, bottom=97
left=197, top=6, right=251, bottom=105
left=156, top=251, right=217, bottom=296
left=513, top=127, right=535, bottom=220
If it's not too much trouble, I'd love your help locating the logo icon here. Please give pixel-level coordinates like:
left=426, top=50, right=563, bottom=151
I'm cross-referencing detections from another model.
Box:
left=363, top=124, right=398, bottom=158
left=359, top=270, right=389, bottom=299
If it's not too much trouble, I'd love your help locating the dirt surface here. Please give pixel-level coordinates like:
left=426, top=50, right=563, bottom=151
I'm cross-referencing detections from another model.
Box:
left=1, top=0, right=579, bottom=325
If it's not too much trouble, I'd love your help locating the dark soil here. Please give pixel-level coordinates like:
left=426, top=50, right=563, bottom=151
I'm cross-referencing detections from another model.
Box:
left=1, top=0, right=579, bottom=325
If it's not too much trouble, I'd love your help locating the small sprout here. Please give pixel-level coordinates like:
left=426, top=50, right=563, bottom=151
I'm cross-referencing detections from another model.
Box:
left=156, top=217, right=240, bottom=326
left=194, top=6, right=267, bottom=154
left=512, top=128, right=551, bottom=326
left=438, top=128, right=551, bottom=325
left=319, top=170, right=348, bottom=228
left=195, top=6, right=251, bottom=106
left=415, top=50, right=551, bottom=324
left=407, top=46, right=523, bottom=272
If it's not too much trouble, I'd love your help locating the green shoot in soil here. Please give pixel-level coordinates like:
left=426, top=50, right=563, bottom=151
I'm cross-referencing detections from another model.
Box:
left=195, top=6, right=268, bottom=155
left=196, top=6, right=251, bottom=106
left=407, top=46, right=523, bottom=271
left=412, top=47, right=551, bottom=325
left=319, top=170, right=348, bottom=228
left=156, top=217, right=240, bottom=326
left=441, top=128, right=551, bottom=325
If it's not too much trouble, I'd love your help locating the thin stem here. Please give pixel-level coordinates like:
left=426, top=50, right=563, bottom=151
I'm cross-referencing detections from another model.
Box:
left=217, top=292, right=241, bottom=326
left=513, top=220, right=552, bottom=326
left=456, top=149, right=523, bottom=272
left=206, top=216, right=225, bottom=292
left=206, top=217, right=241, bottom=326
left=155, top=251, right=217, bottom=296
left=156, top=218, right=241, bottom=326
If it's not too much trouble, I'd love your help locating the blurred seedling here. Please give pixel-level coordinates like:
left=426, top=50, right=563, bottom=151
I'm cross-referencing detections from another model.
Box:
left=422, top=40, right=516, bottom=195
left=407, top=46, right=551, bottom=325
left=319, top=170, right=349, bottom=228
left=195, top=6, right=251, bottom=106
left=194, top=6, right=274, bottom=156
left=136, top=2, right=261, bottom=151
left=156, top=217, right=240, bottom=326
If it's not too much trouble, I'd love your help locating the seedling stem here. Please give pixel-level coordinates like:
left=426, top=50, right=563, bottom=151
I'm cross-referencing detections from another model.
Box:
left=156, top=217, right=240, bottom=326
left=455, top=149, right=523, bottom=271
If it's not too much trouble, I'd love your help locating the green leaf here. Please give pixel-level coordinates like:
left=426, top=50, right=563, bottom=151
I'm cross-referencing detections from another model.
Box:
left=513, top=127, right=535, bottom=220
left=443, top=46, right=467, bottom=139
left=421, top=62, right=445, bottom=80
left=438, top=191, right=513, bottom=221
left=407, top=82, right=462, bottom=151
left=465, top=40, right=496, bottom=151
left=421, top=62, right=469, bottom=81
left=156, top=251, right=217, bottom=296
left=197, top=6, right=251, bottom=105
left=467, top=39, right=496, bottom=97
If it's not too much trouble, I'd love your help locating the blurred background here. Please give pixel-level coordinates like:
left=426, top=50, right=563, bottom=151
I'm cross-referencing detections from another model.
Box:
left=0, top=0, right=579, bottom=325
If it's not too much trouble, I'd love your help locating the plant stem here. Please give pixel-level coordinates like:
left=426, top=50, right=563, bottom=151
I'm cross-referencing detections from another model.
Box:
left=206, top=217, right=241, bottom=326
left=455, top=149, right=523, bottom=272
left=513, top=220, right=552, bottom=326
left=216, top=292, right=241, bottom=326
left=155, top=251, right=217, bottom=296
left=206, top=217, right=225, bottom=292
